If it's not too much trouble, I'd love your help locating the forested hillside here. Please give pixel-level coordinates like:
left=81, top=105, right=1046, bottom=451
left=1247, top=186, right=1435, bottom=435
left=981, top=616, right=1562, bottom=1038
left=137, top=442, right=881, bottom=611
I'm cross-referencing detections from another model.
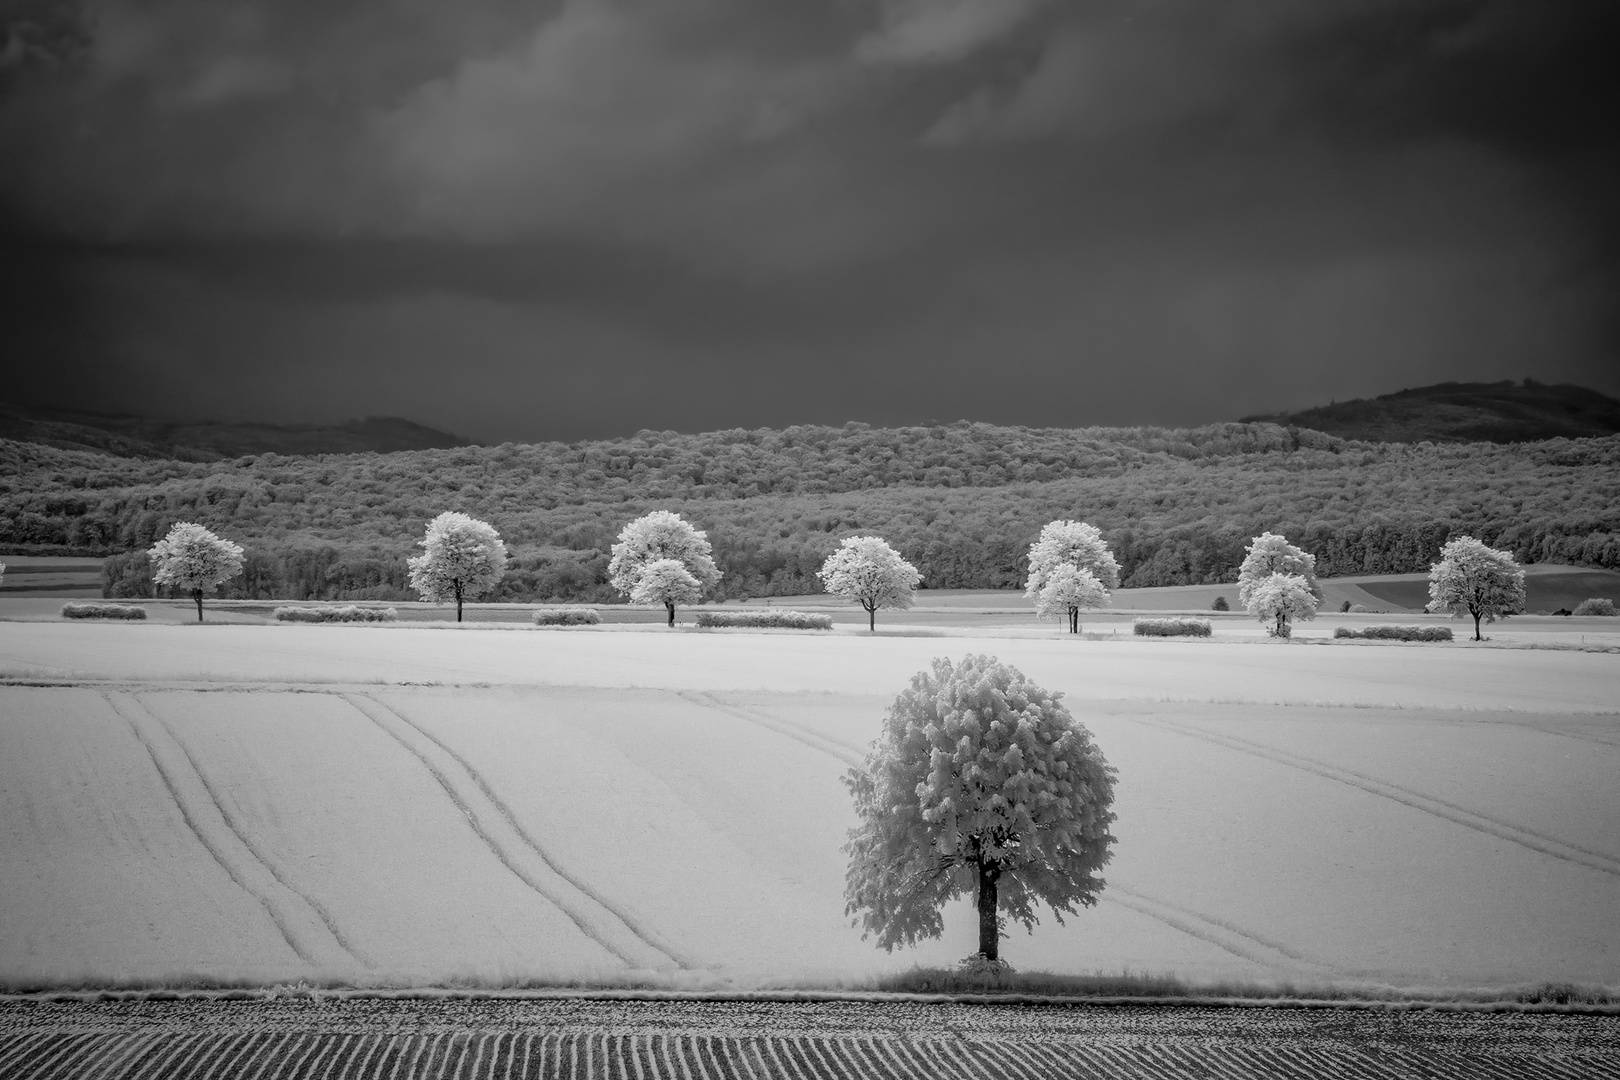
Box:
left=1, top=421, right=1615, bottom=603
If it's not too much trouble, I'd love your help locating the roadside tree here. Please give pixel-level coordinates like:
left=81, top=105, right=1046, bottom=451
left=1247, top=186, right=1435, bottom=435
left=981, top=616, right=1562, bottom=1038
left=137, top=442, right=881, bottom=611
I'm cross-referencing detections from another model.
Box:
left=628, top=558, right=703, bottom=627
left=407, top=511, right=508, bottom=622
left=1428, top=536, right=1526, bottom=641
left=1035, top=564, right=1107, bottom=634
left=1023, top=521, right=1120, bottom=614
left=608, top=510, right=721, bottom=625
left=1245, top=572, right=1318, bottom=637
left=818, top=535, right=921, bottom=631
left=149, top=522, right=246, bottom=622
left=843, top=655, right=1116, bottom=964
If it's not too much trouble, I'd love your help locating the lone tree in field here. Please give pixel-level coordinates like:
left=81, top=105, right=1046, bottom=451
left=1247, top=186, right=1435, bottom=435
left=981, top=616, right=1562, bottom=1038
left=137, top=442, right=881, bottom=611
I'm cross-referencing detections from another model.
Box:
left=1428, top=535, right=1525, bottom=641
left=818, top=535, right=921, bottom=632
left=844, top=655, right=1116, bottom=965
left=629, top=559, right=703, bottom=625
left=1024, top=521, right=1120, bottom=613
left=1245, top=572, right=1318, bottom=637
left=609, top=510, right=721, bottom=626
left=1035, top=564, right=1107, bottom=634
left=149, top=522, right=245, bottom=622
left=1237, top=532, right=1319, bottom=637
left=407, top=511, right=508, bottom=622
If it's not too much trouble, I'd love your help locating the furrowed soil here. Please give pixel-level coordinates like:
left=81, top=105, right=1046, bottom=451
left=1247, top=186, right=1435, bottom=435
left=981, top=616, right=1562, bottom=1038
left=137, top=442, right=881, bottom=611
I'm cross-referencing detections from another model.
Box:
left=1, top=996, right=1616, bottom=1079
left=1, top=623, right=1617, bottom=993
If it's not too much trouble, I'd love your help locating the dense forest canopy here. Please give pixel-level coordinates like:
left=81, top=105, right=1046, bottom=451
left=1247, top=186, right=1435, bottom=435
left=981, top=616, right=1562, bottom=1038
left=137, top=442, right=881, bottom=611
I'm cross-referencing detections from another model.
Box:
left=1, top=420, right=1615, bottom=603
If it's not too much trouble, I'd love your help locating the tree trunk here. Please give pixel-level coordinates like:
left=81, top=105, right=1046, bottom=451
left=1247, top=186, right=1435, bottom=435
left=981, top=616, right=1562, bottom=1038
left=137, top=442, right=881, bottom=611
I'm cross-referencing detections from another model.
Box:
left=866, top=602, right=876, bottom=632
left=455, top=582, right=464, bottom=623
left=1069, top=607, right=1079, bottom=634
left=193, top=589, right=203, bottom=623
left=976, top=860, right=1000, bottom=961
left=666, top=601, right=676, bottom=627
left=1472, top=610, right=1483, bottom=641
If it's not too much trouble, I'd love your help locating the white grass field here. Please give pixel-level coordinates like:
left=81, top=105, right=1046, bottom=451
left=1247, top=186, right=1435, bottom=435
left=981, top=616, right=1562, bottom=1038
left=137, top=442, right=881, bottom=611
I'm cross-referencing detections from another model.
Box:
left=1, top=621, right=1616, bottom=994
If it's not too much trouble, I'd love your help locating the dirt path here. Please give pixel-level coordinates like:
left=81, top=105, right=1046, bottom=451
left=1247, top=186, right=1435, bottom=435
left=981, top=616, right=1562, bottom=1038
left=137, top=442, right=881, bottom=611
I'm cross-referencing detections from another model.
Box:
left=1, top=996, right=1615, bottom=1079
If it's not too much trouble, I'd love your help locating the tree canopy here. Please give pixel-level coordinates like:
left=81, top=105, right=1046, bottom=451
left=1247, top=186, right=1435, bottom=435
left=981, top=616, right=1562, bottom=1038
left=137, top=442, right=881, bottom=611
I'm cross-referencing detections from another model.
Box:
left=628, top=558, right=704, bottom=626
left=1428, top=535, right=1526, bottom=640
left=149, top=521, right=245, bottom=621
left=406, top=511, right=508, bottom=621
left=817, top=535, right=921, bottom=631
left=1023, top=521, right=1121, bottom=605
left=1035, top=564, right=1108, bottom=634
left=608, top=510, right=720, bottom=624
left=1244, top=572, right=1318, bottom=637
left=843, top=655, right=1116, bottom=963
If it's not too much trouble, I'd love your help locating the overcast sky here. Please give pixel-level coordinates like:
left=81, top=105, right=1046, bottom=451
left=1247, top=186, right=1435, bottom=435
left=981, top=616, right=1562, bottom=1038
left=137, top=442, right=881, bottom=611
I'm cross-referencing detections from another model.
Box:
left=2, top=0, right=1616, bottom=443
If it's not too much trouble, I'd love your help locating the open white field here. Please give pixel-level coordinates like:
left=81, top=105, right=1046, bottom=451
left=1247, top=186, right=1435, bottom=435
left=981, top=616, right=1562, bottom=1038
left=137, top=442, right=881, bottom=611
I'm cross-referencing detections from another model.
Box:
left=1, top=623, right=1617, bottom=993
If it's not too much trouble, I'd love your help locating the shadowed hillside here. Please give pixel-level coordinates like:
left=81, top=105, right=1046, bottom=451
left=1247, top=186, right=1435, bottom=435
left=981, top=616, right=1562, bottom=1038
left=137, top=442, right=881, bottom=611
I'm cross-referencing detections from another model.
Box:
left=1243, top=380, right=1620, bottom=443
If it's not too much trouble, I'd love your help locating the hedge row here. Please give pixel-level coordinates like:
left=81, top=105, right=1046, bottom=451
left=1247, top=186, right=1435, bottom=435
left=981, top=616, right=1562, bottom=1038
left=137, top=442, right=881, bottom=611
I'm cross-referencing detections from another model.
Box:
left=1572, top=598, right=1617, bottom=616
left=534, top=607, right=602, bottom=626
left=274, top=605, right=397, bottom=623
left=61, top=601, right=147, bottom=620
left=1133, top=618, right=1212, bottom=637
left=695, top=609, right=834, bottom=630
left=1333, top=625, right=1454, bottom=642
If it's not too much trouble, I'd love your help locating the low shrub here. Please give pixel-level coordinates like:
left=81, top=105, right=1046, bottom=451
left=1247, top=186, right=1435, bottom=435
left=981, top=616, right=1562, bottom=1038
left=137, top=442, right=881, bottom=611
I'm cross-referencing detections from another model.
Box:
left=1269, top=622, right=1293, bottom=639
left=1347, top=603, right=1381, bottom=613
left=1339, top=600, right=1353, bottom=613
left=1133, top=618, right=1212, bottom=637
left=1211, top=596, right=1230, bottom=611
left=534, top=607, right=602, bottom=626
left=62, top=601, right=147, bottom=620
left=1334, top=625, right=1453, bottom=642
left=1571, top=598, right=1617, bottom=617
left=694, top=609, right=834, bottom=630
left=274, top=605, right=397, bottom=623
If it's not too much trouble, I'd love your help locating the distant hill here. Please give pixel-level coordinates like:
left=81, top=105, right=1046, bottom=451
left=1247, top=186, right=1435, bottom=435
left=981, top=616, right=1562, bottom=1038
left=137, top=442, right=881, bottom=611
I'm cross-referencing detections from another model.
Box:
left=1243, top=380, right=1620, bottom=443
left=0, top=403, right=470, bottom=460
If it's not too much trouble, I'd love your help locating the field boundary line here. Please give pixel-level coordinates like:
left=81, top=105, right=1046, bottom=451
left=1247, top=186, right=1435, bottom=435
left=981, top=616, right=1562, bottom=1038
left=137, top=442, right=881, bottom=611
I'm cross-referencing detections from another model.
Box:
left=341, top=693, right=685, bottom=973
left=676, top=692, right=866, bottom=767
left=129, top=692, right=373, bottom=968
left=1138, top=714, right=1620, bottom=878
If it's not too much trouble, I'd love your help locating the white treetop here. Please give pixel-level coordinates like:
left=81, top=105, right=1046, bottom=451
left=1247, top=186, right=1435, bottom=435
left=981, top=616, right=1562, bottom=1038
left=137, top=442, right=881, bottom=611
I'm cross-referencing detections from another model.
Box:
left=629, top=558, right=703, bottom=623
left=1023, top=521, right=1120, bottom=608
left=1245, top=572, right=1318, bottom=637
left=1236, top=532, right=1317, bottom=610
left=1428, top=535, right=1525, bottom=641
left=817, top=535, right=921, bottom=631
left=843, top=655, right=1117, bottom=962
left=609, top=511, right=721, bottom=593
left=149, top=522, right=246, bottom=621
left=406, top=511, right=508, bottom=621
left=1035, top=564, right=1107, bottom=634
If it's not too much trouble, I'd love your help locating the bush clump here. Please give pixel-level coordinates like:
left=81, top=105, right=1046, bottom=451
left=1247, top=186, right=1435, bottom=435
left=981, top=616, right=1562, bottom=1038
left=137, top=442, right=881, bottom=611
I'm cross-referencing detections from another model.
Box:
left=694, top=609, right=834, bottom=630
left=1571, top=598, right=1617, bottom=616
left=274, top=605, right=397, bottom=623
left=1211, top=595, right=1229, bottom=611
left=534, top=606, right=602, bottom=626
left=1133, top=618, right=1212, bottom=637
left=62, top=601, right=147, bottom=620
left=1334, top=625, right=1453, bottom=642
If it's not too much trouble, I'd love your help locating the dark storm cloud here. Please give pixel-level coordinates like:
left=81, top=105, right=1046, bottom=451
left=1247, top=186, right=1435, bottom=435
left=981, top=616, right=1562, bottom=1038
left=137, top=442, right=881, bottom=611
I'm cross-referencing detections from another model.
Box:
left=2, top=0, right=1616, bottom=441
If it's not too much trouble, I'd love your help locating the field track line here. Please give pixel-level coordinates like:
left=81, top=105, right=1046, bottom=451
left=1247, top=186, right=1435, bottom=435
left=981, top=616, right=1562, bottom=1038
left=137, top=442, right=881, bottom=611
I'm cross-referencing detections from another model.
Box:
left=100, top=692, right=317, bottom=967
left=341, top=693, right=685, bottom=972
left=127, top=692, right=373, bottom=967
left=1137, top=713, right=1620, bottom=877
left=674, top=692, right=866, bottom=768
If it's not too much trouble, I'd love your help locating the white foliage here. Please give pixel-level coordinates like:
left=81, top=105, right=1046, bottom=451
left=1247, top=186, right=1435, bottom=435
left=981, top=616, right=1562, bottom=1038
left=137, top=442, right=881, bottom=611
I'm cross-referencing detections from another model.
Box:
left=1023, top=521, right=1120, bottom=606
left=149, top=522, right=245, bottom=594
left=608, top=510, right=721, bottom=599
left=843, top=655, right=1117, bottom=952
left=1236, top=532, right=1317, bottom=610
left=1245, top=572, right=1318, bottom=636
left=628, top=558, right=702, bottom=608
left=817, top=536, right=921, bottom=618
left=406, top=511, right=508, bottom=604
left=1428, top=536, right=1525, bottom=638
left=1034, top=564, right=1106, bottom=621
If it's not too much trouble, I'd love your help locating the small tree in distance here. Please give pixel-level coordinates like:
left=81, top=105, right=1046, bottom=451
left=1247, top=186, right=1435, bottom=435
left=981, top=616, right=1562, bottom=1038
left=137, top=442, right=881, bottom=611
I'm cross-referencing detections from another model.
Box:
left=1246, top=572, right=1318, bottom=637
left=818, top=535, right=921, bottom=632
left=1035, top=564, right=1107, bottom=634
left=629, top=558, right=702, bottom=627
left=1024, top=521, right=1120, bottom=610
left=1237, top=532, right=1317, bottom=608
left=843, top=655, right=1116, bottom=965
left=1428, top=536, right=1526, bottom=641
left=407, top=511, right=508, bottom=622
left=149, top=522, right=245, bottom=622
left=609, top=510, right=721, bottom=626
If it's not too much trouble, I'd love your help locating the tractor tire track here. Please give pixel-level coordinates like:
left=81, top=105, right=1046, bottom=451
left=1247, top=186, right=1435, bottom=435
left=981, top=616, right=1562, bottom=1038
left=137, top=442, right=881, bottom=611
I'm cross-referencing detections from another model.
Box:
left=342, top=693, right=685, bottom=972
left=101, top=692, right=314, bottom=967
left=675, top=692, right=865, bottom=769
left=1136, top=713, right=1620, bottom=878
left=126, top=692, right=371, bottom=968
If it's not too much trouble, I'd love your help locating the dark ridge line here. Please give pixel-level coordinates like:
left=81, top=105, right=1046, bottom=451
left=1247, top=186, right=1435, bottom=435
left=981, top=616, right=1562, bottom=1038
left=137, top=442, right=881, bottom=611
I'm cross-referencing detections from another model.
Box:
left=674, top=690, right=865, bottom=769
left=337, top=694, right=644, bottom=972
left=1140, top=714, right=1620, bottom=878
left=352, top=692, right=695, bottom=973
left=126, top=692, right=372, bottom=969
left=99, top=693, right=313, bottom=967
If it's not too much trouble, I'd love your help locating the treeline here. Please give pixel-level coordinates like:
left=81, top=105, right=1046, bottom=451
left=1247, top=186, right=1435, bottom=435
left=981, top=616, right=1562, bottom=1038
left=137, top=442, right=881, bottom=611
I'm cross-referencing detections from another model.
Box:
left=2, top=420, right=1616, bottom=603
